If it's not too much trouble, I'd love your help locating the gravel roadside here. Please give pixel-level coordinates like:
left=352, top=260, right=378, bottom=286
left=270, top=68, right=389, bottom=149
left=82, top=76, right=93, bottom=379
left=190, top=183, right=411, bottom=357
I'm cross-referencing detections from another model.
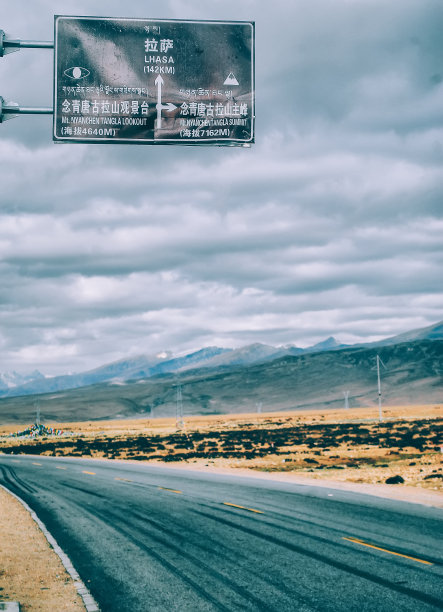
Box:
left=0, top=487, right=86, bottom=612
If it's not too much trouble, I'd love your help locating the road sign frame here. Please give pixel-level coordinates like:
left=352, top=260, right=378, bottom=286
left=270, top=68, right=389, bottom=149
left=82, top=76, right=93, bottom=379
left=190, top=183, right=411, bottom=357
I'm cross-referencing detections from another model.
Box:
left=53, top=15, right=255, bottom=146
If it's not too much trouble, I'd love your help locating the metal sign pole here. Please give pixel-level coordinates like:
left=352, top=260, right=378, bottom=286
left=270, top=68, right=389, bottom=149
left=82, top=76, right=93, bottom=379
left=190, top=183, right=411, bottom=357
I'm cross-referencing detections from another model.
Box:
left=0, top=30, right=54, bottom=122
left=0, top=97, right=53, bottom=122
left=0, top=30, right=54, bottom=56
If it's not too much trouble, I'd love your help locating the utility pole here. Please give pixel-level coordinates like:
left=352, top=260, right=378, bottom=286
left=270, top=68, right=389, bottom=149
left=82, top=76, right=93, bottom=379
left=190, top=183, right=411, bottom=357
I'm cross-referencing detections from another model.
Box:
left=176, top=383, right=184, bottom=429
left=256, top=401, right=262, bottom=415
left=34, top=400, right=40, bottom=426
left=343, top=390, right=349, bottom=410
left=376, top=354, right=387, bottom=422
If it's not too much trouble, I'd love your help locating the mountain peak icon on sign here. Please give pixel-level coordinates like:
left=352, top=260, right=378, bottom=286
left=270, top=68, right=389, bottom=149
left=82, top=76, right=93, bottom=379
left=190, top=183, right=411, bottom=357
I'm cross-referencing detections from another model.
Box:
left=224, top=72, right=239, bottom=86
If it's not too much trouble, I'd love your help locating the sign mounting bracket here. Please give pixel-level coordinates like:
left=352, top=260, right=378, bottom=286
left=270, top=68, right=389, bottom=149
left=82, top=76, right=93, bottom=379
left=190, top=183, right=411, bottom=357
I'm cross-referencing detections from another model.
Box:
left=0, top=97, right=53, bottom=122
left=0, top=29, right=54, bottom=56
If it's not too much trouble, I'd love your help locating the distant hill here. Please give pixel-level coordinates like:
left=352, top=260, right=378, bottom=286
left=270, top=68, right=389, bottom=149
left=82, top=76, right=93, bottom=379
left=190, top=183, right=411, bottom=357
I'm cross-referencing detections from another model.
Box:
left=0, top=347, right=230, bottom=399
left=181, top=343, right=288, bottom=369
left=0, top=370, right=45, bottom=393
left=377, top=320, right=443, bottom=345
left=303, top=336, right=348, bottom=352
left=0, top=342, right=305, bottom=398
left=0, top=319, right=442, bottom=405
left=0, top=338, right=441, bottom=425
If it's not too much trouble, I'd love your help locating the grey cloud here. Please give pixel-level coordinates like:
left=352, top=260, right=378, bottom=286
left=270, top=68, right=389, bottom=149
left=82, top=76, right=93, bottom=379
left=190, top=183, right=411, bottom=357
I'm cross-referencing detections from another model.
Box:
left=0, top=0, right=442, bottom=374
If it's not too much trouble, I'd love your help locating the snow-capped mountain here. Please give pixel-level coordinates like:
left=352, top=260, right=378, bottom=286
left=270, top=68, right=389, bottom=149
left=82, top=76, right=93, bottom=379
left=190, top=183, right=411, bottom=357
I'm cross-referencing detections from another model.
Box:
left=0, top=370, right=45, bottom=391
left=1, top=320, right=442, bottom=400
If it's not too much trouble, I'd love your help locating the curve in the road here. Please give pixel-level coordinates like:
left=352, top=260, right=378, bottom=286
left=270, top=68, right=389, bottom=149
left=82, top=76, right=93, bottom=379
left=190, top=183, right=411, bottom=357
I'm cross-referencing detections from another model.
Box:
left=0, top=455, right=442, bottom=612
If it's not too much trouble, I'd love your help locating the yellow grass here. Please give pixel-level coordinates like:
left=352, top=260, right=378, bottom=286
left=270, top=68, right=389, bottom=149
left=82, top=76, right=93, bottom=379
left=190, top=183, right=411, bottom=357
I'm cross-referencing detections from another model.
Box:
left=1, top=404, right=442, bottom=491
left=2, top=402, right=440, bottom=436
left=1, top=403, right=441, bottom=611
left=0, top=488, right=85, bottom=611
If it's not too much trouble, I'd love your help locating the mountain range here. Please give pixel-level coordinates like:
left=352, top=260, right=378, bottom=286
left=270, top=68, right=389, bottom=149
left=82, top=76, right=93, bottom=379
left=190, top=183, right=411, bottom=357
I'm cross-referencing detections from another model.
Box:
left=0, top=320, right=442, bottom=424
left=0, top=370, right=45, bottom=393
left=0, top=320, right=442, bottom=400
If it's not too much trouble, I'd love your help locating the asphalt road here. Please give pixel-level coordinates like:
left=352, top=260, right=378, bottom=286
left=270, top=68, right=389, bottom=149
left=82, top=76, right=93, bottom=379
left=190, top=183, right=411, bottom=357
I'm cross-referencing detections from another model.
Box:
left=0, top=454, right=442, bottom=611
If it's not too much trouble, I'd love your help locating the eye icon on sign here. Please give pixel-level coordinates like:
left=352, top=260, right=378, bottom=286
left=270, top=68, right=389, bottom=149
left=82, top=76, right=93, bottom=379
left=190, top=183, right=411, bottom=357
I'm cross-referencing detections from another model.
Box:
left=64, top=66, right=90, bottom=80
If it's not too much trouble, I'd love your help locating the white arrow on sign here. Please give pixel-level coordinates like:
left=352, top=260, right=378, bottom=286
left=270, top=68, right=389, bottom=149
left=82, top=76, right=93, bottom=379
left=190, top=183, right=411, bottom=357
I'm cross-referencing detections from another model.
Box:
left=162, top=102, right=177, bottom=112
left=155, top=75, right=177, bottom=130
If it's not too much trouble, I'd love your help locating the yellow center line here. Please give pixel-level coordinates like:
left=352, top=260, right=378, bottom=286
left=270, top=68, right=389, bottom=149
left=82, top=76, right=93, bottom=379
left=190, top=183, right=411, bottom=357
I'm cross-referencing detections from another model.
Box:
left=223, top=502, right=264, bottom=514
left=343, top=537, right=433, bottom=566
left=115, top=477, right=133, bottom=482
left=32, top=462, right=42, bottom=466
left=82, top=471, right=96, bottom=475
left=158, top=487, right=183, bottom=494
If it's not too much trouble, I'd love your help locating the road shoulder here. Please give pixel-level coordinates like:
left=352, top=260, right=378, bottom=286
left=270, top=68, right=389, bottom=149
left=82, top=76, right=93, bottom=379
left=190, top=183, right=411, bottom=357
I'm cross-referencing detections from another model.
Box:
left=0, top=486, right=86, bottom=612
left=144, top=460, right=443, bottom=509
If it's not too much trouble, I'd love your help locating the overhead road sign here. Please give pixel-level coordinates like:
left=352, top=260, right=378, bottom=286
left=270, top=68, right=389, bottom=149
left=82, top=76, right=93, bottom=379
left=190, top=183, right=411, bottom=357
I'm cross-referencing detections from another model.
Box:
left=53, top=16, right=255, bottom=146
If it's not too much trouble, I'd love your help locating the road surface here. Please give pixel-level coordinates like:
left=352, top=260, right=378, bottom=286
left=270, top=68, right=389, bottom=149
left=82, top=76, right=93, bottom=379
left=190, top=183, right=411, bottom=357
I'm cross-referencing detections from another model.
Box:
left=0, top=454, right=442, bottom=611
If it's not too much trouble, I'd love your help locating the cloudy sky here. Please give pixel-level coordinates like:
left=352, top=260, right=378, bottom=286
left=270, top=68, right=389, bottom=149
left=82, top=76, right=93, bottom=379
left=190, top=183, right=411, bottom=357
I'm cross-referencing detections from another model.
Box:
left=1, top=0, right=442, bottom=375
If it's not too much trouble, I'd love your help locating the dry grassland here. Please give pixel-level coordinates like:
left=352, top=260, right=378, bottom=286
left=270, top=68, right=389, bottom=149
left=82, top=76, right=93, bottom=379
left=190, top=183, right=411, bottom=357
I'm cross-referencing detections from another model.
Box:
left=0, top=405, right=441, bottom=610
left=1, top=404, right=442, bottom=491
left=0, top=488, right=85, bottom=611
